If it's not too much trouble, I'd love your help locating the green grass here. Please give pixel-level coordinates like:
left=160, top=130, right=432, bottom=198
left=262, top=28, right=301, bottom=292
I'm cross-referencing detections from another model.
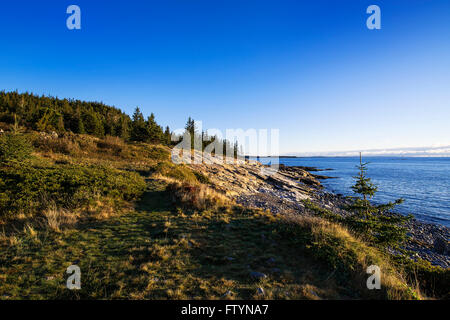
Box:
left=1, top=177, right=422, bottom=300
left=0, top=179, right=360, bottom=300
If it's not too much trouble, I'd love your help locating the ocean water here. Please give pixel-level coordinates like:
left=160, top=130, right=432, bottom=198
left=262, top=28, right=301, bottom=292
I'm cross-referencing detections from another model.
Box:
left=256, top=157, right=450, bottom=227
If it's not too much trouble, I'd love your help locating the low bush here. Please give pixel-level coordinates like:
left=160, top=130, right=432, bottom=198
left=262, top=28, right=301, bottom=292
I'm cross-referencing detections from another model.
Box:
left=153, top=161, right=198, bottom=183
left=0, top=162, right=146, bottom=218
left=145, top=145, right=170, bottom=161
left=0, top=133, right=33, bottom=164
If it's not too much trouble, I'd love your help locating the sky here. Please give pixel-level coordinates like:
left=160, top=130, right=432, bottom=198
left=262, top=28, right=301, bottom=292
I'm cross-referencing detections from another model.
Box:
left=0, top=0, right=449, bottom=155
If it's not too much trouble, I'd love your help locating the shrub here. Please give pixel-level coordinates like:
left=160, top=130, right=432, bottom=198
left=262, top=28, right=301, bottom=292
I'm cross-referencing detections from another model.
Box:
left=0, top=133, right=33, bottom=164
left=146, top=145, right=170, bottom=161
left=130, top=144, right=170, bottom=161
left=153, top=161, right=198, bottom=183
left=0, top=163, right=146, bottom=218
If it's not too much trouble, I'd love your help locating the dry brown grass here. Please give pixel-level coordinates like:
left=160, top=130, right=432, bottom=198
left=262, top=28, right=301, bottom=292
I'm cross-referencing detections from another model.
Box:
left=96, top=135, right=124, bottom=155
left=32, top=134, right=82, bottom=155
left=43, top=204, right=79, bottom=232
left=31, top=132, right=172, bottom=173
left=280, top=214, right=422, bottom=300
left=167, top=181, right=231, bottom=211
left=32, top=133, right=127, bottom=159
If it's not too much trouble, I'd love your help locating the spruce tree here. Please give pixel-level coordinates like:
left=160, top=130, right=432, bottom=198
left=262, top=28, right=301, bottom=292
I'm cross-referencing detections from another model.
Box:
left=346, top=153, right=409, bottom=246
left=164, top=126, right=171, bottom=146
left=146, top=113, right=163, bottom=143
left=130, top=107, right=149, bottom=142
left=0, top=91, right=168, bottom=143
left=116, top=117, right=130, bottom=141
left=82, top=110, right=104, bottom=137
left=349, top=153, right=378, bottom=218
left=0, top=115, right=32, bottom=164
left=184, top=117, right=197, bottom=149
left=185, top=117, right=195, bottom=136
left=77, top=113, right=85, bottom=134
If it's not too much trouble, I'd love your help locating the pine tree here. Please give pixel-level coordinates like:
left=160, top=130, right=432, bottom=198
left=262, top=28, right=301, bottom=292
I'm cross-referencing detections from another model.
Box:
left=82, top=110, right=104, bottom=137
left=233, top=140, right=239, bottom=158
left=349, top=153, right=379, bottom=217
left=116, top=116, right=130, bottom=141
left=36, top=111, right=52, bottom=132
left=349, top=153, right=405, bottom=219
left=346, top=153, right=409, bottom=246
left=164, top=126, right=171, bottom=146
left=12, top=114, right=22, bottom=134
left=185, top=117, right=197, bottom=149
left=185, top=117, right=195, bottom=136
left=56, top=113, right=65, bottom=133
left=130, top=107, right=149, bottom=142
left=76, top=112, right=85, bottom=134
left=146, top=113, right=163, bottom=143
left=1, top=114, right=32, bottom=164
left=0, top=91, right=168, bottom=142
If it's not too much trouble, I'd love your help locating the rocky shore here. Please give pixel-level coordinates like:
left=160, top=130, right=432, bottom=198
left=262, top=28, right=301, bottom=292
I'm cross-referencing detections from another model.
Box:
left=190, top=158, right=449, bottom=268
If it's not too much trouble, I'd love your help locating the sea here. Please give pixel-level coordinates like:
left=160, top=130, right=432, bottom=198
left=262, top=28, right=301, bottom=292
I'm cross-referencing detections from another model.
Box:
left=254, top=156, right=450, bottom=227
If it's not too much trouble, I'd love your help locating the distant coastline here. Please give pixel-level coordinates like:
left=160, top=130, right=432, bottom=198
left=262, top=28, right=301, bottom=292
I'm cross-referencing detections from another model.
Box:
left=244, top=145, right=450, bottom=158
left=246, top=155, right=450, bottom=158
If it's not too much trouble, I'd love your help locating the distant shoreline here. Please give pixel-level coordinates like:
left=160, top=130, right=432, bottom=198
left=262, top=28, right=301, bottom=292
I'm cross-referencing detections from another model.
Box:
left=246, top=155, right=450, bottom=158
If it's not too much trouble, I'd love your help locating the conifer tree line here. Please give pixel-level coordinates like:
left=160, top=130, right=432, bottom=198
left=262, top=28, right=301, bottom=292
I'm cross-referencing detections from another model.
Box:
left=181, top=117, right=241, bottom=157
left=0, top=91, right=172, bottom=145
left=0, top=91, right=242, bottom=155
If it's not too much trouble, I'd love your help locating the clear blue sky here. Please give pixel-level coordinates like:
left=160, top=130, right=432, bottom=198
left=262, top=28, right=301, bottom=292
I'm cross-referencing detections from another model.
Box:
left=1, top=0, right=449, bottom=154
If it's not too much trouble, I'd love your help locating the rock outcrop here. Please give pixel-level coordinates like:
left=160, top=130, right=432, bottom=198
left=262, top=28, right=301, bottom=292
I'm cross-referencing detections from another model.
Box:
left=189, top=154, right=322, bottom=205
